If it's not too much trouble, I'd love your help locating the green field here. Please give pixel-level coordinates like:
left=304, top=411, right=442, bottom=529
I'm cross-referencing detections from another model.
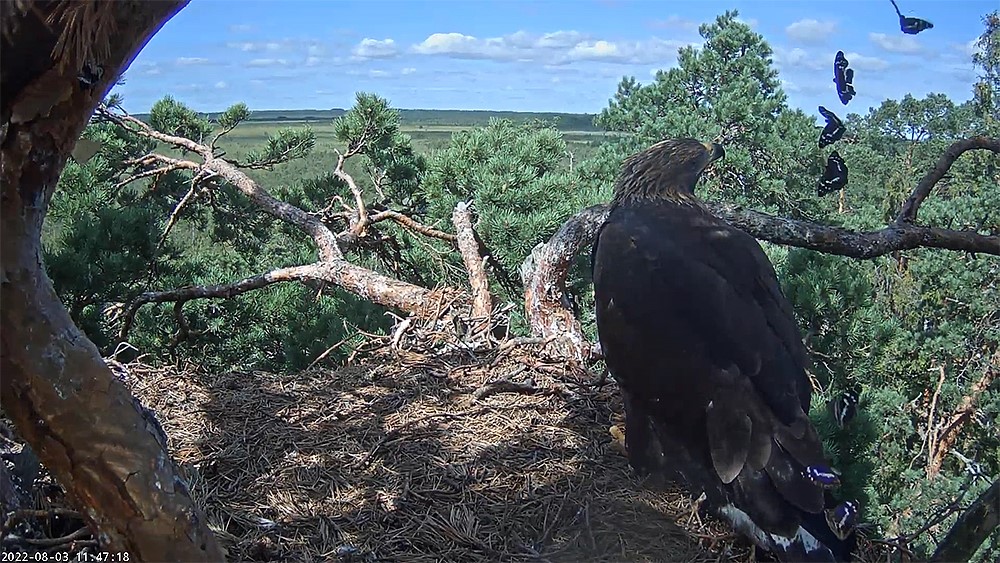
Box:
left=211, top=119, right=615, bottom=190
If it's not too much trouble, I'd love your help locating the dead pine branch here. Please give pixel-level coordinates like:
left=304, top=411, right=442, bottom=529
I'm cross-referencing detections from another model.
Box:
left=927, top=351, right=998, bottom=478
left=98, top=105, right=345, bottom=262
left=118, top=261, right=454, bottom=340
left=452, top=201, right=494, bottom=328
left=925, top=364, right=947, bottom=479
left=333, top=150, right=370, bottom=236
left=99, top=104, right=490, bottom=340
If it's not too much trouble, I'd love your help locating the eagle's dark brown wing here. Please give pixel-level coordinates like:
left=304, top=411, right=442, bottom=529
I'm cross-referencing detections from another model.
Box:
left=593, top=200, right=829, bottom=535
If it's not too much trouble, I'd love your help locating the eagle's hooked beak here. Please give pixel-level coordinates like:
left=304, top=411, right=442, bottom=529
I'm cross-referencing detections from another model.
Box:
left=703, top=142, right=726, bottom=164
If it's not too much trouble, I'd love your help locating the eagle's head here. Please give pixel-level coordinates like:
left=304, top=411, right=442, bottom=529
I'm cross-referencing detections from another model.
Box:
left=611, top=138, right=725, bottom=205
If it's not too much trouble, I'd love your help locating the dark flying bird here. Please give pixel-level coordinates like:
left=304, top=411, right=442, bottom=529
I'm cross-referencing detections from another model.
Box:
left=818, top=106, right=846, bottom=148
left=829, top=390, right=859, bottom=429
left=833, top=51, right=856, bottom=106
left=890, top=0, right=934, bottom=35
left=818, top=151, right=848, bottom=197
left=592, top=138, right=857, bottom=562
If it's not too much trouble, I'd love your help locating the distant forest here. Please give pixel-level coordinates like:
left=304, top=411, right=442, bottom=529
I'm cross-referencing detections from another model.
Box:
left=134, top=107, right=602, bottom=131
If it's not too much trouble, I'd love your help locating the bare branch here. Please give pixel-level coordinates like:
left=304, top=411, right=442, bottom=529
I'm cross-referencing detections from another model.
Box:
left=97, top=106, right=209, bottom=157
left=369, top=210, right=458, bottom=242
left=104, top=105, right=345, bottom=262
left=113, top=162, right=194, bottom=190
left=927, top=351, right=997, bottom=478
left=333, top=152, right=370, bottom=236
left=157, top=172, right=210, bottom=248
left=710, top=203, right=1000, bottom=258
left=896, top=136, right=1000, bottom=224
left=926, top=364, right=947, bottom=478
left=118, top=261, right=459, bottom=340
left=452, top=202, right=493, bottom=324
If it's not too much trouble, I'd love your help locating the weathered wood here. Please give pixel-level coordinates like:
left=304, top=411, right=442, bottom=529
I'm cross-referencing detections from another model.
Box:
left=453, top=202, right=493, bottom=326
left=521, top=204, right=609, bottom=363
left=1, top=1, right=223, bottom=560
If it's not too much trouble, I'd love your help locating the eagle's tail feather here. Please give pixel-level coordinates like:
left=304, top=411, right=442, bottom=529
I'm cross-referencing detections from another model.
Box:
left=724, top=468, right=856, bottom=562
left=634, top=414, right=856, bottom=562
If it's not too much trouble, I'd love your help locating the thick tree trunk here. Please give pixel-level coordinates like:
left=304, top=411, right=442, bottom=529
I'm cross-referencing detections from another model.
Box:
left=1, top=1, right=223, bottom=560
left=930, top=478, right=1000, bottom=563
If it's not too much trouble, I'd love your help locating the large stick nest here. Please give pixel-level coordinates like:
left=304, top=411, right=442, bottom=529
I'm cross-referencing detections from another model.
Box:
left=3, top=340, right=889, bottom=561
left=146, top=346, right=749, bottom=562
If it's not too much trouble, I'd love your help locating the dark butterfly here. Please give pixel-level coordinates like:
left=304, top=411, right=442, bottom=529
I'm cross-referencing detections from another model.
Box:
left=829, top=389, right=859, bottom=429
left=803, top=465, right=842, bottom=489
left=891, top=0, right=934, bottom=35
left=818, top=106, right=846, bottom=148
left=825, top=500, right=859, bottom=540
left=818, top=150, right=848, bottom=196
left=833, top=51, right=856, bottom=105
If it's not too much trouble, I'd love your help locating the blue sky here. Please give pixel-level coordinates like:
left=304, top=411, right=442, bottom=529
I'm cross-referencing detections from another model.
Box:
left=118, top=0, right=990, bottom=117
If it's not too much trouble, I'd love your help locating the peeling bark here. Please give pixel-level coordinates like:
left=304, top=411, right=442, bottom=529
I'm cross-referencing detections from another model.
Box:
left=521, top=205, right=609, bottom=363
left=452, top=202, right=493, bottom=326
left=1, top=1, right=222, bottom=560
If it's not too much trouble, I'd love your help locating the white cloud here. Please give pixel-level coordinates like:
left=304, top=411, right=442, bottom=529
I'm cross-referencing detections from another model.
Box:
left=229, top=24, right=254, bottom=33
left=305, top=56, right=323, bottom=67
left=869, top=32, right=921, bottom=54
left=401, top=67, right=417, bottom=75
left=844, top=51, right=890, bottom=71
left=352, top=38, right=398, bottom=59
left=959, top=38, right=983, bottom=58
left=228, top=40, right=293, bottom=53
left=567, top=40, right=620, bottom=60
left=215, top=81, right=227, bottom=89
left=780, top=78, right=801, bottom=93
left=536, top=31, right=588, bottom=49
left=772, top=47, right=825, bottom=71
left=368, top=69, right=390, bottom=78
left=247, top=58, right=288, bottom=67
left=648, top=16, right=698, bottom=33
left=785, top=19, right=837, bottom=44
left=175, top=57, right=210, bottom=66
left=412, top=33, right=481, bottom=56
left=736, top=17, right=759, bottom=30
left=411, top=30, right=693, bottom=65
